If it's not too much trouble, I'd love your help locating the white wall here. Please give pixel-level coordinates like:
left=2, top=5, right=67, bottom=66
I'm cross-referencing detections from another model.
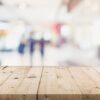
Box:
left=67, top=0, right=100, bottom=49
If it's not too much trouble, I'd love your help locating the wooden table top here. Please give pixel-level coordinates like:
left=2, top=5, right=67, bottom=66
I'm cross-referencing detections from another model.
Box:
left=0, top=66, right=100, bottom=100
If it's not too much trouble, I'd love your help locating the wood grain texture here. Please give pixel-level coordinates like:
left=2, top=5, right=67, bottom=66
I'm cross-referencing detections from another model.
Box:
left=0, top=67, right=100, bottom=100
left=68, top=67, right=100, bottom=100
left=0, top=67, right=42, bottom=100
left=38, top=67, right=82, bottom=100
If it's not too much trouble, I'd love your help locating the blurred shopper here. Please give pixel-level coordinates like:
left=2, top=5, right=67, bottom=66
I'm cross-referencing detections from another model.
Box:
left=40, top=37, right=45, bottom=60
left=18, top=34, right=27, bottom=65
left=28, top=32, right=35, bottom=66
left=18, top=35, right=26, bottom=56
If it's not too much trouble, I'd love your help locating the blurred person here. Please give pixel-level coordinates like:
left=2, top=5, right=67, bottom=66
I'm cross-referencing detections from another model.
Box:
left=28, top=32, right=35, bottom=66
left=40, top=36, right=45, bottom=60
left=18, top=34, right=26, bottom=56
left=18, top=34, right=27, bottom=65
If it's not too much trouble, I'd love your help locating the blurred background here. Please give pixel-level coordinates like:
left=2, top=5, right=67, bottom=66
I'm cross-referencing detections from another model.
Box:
left=0, top=0, right=100, bottom=66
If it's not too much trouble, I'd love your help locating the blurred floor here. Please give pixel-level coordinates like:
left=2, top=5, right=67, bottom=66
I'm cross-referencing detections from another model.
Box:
left=0, top=45, right=60, bottom=66
left=0, top=44, right=100, bottom=67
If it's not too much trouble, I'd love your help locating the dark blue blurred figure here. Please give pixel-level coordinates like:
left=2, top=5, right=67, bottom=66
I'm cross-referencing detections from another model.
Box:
left=18, top=35, right=26, bottom=56
left=28, top=32, right=35, bottom=66
left=18, top=35, right=27, bottom=64
left=40, top=37, right=45, bottom=60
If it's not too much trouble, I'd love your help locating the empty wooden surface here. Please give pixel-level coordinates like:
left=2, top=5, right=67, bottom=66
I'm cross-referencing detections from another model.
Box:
left=0, top=66, right=43, bottom=100
left=0, top=66, right=100, bottom=100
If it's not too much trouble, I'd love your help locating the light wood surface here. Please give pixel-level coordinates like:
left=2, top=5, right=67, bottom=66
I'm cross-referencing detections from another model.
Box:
left=0, top=66, right=100, bottom=100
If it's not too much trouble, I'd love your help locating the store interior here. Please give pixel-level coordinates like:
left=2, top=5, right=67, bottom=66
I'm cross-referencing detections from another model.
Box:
left=0, top=0, right=100, bottom=66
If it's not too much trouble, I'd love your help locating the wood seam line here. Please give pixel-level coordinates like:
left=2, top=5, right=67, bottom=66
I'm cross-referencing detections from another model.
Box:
left=0, top=73, right=12, bottom=87
left=36, top=66, right=44, bottom=100
left=67, top=67, right=83, bottom=100
left=80, top=67, right=100, bottom=87
left=0, top=67, right=15, bottom=87
left=1, top=66, right=8, bottom=70
left=93, top=67, right=100, bottom=75
left=79, top=67, right=99, bottom=100
left=0, top=66, right=6, bottom=73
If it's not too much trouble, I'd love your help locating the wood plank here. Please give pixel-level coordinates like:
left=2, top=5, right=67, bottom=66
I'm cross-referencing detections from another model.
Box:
left=0, top=66, right=100, bottom=100
left=15, top=67, right=43, bottom=100
left=0, top=67, right=31, bottom=100
left=38, top=67, right=82, bottom=100
left=0, top=67, right=16, bottom=88
left=81, top=67, right=100, bottom=93
left=0, top=94, right=35, bottom=100
left=68, top=67, right=100, bottom=100
left=93, top=67, right=100, bottom=74
left=0, top=67, right=30, bottom=94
